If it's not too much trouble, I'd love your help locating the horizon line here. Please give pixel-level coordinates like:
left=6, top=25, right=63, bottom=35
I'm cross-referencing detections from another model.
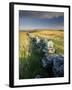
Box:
left=19, top=28, right=64, bottom=31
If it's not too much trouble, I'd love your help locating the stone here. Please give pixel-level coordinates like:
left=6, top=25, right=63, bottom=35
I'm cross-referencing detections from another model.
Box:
left=35, top=75, right=43, bottom=78
left=36, top=36, right=40, bottom=43
left=48, top=40, right=54, bottom=48
left=48, top=40, right=55, bottom=54
left=41, top=54, right=64, bottom=77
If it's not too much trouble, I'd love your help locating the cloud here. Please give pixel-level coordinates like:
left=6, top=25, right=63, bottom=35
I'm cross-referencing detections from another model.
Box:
left=19, top=10, right=64, bottom=19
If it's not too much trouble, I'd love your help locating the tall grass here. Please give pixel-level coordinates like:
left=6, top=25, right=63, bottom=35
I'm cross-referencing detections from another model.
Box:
left=19, top=30, right=64, bottom=79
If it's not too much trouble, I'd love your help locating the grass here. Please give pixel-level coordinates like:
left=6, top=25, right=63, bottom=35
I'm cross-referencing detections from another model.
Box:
left=19, top=29, right=64, bottom=79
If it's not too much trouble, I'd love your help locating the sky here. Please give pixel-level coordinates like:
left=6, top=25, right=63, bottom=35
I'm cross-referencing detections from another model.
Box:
left=19, top=10, right=64, bottom=31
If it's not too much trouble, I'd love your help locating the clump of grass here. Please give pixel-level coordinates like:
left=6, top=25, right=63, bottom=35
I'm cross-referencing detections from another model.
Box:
left=19, top=37, right=49, bottom=79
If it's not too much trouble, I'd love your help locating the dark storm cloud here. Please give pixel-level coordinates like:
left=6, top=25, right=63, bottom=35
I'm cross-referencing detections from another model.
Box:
left=19, top=10, right=64, bottom=19
left=19, top=10, right=64, bottom=30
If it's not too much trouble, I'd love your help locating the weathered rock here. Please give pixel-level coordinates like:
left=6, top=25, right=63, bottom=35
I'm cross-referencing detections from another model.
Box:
left=35, top=75, right=43, bottom=78
left=52, top=55, right=64, bottom=77
left=48, top=40, right=55, bottom=54
left=41, top=54, right=64, bottom=77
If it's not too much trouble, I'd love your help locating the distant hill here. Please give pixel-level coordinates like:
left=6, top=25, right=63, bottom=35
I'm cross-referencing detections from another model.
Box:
left=20, top=29, right=64, bottom=32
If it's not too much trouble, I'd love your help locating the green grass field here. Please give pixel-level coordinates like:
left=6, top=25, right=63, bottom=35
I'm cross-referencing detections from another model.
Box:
left=19, top=29, right=64, bottom=79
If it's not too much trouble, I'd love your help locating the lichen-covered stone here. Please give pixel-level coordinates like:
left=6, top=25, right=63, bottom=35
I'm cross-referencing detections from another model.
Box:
left=41, top=54, right=64, bottom=77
